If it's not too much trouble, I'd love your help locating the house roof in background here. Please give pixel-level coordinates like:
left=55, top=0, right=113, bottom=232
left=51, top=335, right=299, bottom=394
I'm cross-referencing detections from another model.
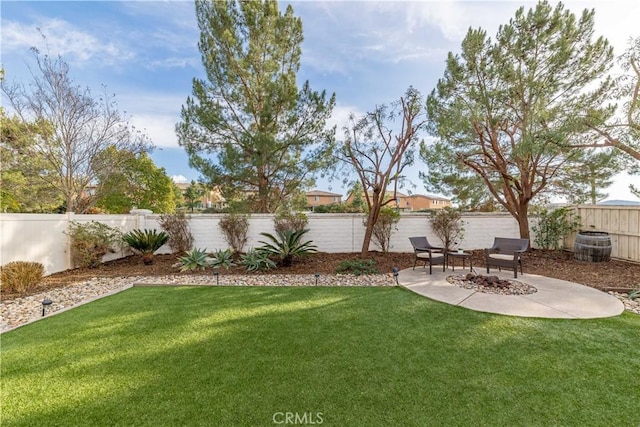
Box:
left=307, top=190, right=343, bottom=197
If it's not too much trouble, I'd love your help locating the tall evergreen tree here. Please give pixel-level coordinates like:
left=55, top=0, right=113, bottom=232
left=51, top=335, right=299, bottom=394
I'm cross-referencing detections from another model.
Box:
left=554, top=149, right=621, bottom=204
left=184, top=181, right=204, bottom=213
left=579, top=36, right=640, bottom=162
left=177, top=0, right=335, bottom=213
left=422, top=1, right=615, bottom=239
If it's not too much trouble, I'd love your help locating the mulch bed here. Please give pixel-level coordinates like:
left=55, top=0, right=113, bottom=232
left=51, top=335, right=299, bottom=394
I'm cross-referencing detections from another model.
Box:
left=2, top=249, right=639, bottom=301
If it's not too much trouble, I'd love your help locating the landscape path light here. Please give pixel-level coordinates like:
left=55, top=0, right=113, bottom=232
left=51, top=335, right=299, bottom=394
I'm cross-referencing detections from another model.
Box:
left=392, top=267, right=399, bottom=285
left=42, top=298, right=52, bottom=316
left=213, top=270, right=219, bottom=286
left=315, top=273, right=320, bottom=286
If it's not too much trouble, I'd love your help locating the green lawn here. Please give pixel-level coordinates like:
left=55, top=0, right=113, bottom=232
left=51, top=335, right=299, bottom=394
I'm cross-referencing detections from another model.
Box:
left=2, top=286, right=639, bottom=426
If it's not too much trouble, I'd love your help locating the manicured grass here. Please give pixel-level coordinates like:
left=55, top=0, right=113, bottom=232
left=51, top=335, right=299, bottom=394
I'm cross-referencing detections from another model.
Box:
left=2, top=286, right=639, bottom=426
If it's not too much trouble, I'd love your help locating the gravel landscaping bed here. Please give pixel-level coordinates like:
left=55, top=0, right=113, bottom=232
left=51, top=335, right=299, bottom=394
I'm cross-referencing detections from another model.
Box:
left=3, top=249, right=639, bottom=332
left=446, top=274, right=538, bottom=295
left=1, top=274, right=396, bottom=332
left=608, top=292, right=640, bottom=315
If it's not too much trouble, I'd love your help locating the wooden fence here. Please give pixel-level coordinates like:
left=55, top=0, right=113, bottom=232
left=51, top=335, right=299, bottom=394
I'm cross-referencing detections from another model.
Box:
left=564, top=205, right=640, bottom=262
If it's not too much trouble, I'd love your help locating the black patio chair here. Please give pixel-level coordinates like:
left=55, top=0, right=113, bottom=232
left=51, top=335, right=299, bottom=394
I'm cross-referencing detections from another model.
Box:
left=409, top=236, right=445, bottom=274
left=484, top=237, right=529, bottom=278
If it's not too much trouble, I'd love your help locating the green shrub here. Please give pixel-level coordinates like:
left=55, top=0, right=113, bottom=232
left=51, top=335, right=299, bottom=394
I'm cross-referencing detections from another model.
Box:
left=0, top=261, right=44, bottom=294
left=178, top=248, right=211, bottom=272
left=68, top=221, right=122, bottom=268
left=532, top=207, right=580, bottom=251
left=158, top=212, right=193, bottom=254
left=122, top=229, right=169, bottom=265
left=218, top=213, right=249, bottom=254
left=335, top=259, right=378, bottom=276
left=430, top=207, right=465, bottom=252
left=240, top=249, right=277, bottom=272
left=258, top=229, right=317, bottom=267
left=366, top=206, right=400, bottom=253
left=313, top=204, right=363, bottom=213
left=210, top=249, right=235, bottom=269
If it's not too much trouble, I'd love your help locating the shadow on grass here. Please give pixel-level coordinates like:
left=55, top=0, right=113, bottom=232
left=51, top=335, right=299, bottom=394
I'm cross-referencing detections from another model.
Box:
left=2, top=286, right=639, bottom=426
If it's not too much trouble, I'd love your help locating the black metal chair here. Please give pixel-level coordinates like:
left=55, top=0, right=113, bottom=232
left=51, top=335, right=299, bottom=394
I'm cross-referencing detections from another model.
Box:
left=484, top=237, right=529, bottom=278
left=409, top=236, right=445, bottom=274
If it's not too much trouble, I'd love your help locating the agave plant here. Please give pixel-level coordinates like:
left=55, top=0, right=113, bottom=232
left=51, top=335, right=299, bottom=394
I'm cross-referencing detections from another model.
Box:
left=178, top=248, right=211, bottom=272
left=240, top=248, right=276, bottom=272
left=258, top=229, right=317, bottom=267
left=122, top=229, right=169, bottom=265
left=210, top=248, right=236, bottom=269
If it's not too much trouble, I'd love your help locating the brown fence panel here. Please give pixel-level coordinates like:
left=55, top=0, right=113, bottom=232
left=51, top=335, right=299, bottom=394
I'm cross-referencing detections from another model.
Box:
left=564, top=205, right=640, bottom=262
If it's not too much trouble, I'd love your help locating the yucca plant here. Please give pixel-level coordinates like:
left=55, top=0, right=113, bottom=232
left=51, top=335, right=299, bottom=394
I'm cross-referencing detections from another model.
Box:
left=178, top=248, right=211, bottom=272
left=258, top=229, right=317, bottom=267
left=122, top=229, right=169, bottom=265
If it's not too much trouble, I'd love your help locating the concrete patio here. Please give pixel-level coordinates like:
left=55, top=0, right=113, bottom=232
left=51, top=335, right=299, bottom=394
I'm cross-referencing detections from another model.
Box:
left=398, top=266, right=624, bottom=319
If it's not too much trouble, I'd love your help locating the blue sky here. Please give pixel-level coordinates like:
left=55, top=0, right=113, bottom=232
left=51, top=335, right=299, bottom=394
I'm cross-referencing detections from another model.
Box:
left=2, top=0, right=639, bottom=201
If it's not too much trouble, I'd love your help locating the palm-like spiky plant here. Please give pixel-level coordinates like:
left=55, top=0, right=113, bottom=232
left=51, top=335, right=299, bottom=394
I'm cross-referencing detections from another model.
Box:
left=258, top=229, right=317, bottom=267
left=240, top=249, right=277, bottom=272
left=122, top=229, right=169, bottom=265
left=210, top=248, right=236, bottom=269
left=178, top=248, right=211, bottom=272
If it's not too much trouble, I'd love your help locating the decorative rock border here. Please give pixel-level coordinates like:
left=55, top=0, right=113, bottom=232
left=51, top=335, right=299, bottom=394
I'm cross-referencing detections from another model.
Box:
left=446, top=274, right=538, bottom=295
left=2, top=274, right=637, bottom=332
left=1, top=274, right=396, bottom=333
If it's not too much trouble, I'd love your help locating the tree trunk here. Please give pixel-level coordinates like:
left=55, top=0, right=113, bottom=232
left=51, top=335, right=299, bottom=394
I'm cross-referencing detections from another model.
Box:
left=516, top=203, right=531, bottom=243
left=361, top=203, right=380, bottom=257
left=361, top=212, right=375, bottom=257
left=258, top=168, right=269, bottom=213
left=66, top=190, right=74, bottom=213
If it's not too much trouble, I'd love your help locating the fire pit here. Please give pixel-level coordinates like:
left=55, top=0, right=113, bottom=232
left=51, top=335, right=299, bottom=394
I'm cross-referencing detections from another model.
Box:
left=446, top=273, right=537, bottom=295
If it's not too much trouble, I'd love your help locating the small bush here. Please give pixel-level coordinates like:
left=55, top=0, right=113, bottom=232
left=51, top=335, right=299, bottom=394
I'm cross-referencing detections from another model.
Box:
left=335, top=259, right=378, bottom=276
left=219, top=213, right=249, bottom=254
left=366, top=206, right=400, bottom=253
left=430, top=207, right=465, bottom=252
left=274, top=211, right=308, bottom=234
left=240, top=249, right=276, bottom=272
left=1, top=261, right=45, bottom=294
left=178, top=248, right=211, bottom=272
left=67, top=221, right=122, bottom=268
left=158, top=212, right=194, bottom=254
left=532, top=207, right=580, bottom=251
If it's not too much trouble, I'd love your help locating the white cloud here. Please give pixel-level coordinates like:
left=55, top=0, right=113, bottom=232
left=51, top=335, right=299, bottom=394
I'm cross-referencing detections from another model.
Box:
left=116, top=93, right=187, bottom=149
left=606, top=172, right=640, bottom=201
left=406, top=1, right=516, bottom=44
left=1, top=18, right=133, bottom=67
left=147, top=56, right=200, bottom=70
left=171, top=175, right=189, bottom=184
left=130, top=113, right=180, bottom=149
left=326, top=103, right=365, bottom=133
